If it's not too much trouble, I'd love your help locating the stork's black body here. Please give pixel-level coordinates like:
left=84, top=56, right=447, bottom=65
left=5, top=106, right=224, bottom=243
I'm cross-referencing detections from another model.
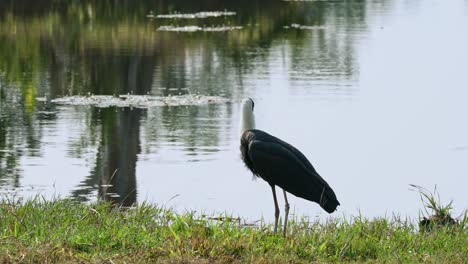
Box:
left=241, top=129, right=340, bottom=213
left=239, top=98, right=339, bottom=236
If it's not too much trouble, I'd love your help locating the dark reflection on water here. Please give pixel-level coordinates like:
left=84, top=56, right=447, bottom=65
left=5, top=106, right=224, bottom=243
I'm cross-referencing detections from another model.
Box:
left=71, top=108, right=142, bottom=206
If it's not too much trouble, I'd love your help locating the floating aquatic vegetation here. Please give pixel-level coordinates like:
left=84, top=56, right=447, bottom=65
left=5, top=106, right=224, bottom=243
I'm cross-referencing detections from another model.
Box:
left=147, top=11, right=236, bottom=19
left=48, top=95, right=228, bottom=108
left=158, top=25, right=242, bottom=32
left=202, top=26, right=243, bottom=32
left=158, top=25, right=200, bottom=32
left=284, top=23, right=326, bottom=30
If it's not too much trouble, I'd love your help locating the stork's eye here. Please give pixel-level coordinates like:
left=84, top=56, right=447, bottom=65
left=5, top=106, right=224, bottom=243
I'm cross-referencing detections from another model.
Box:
left=249, top=98, right=255, bottom=111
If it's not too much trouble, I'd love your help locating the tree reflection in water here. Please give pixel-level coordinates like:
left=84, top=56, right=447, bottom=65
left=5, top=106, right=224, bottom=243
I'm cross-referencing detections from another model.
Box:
left=0, top=0, right=383, bottom=205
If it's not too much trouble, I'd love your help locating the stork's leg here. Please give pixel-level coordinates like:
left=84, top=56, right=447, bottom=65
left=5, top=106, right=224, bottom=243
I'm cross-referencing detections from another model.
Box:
left=283, top=190, right=290, bottom=237
left=271, top=185, right=280, bottom=234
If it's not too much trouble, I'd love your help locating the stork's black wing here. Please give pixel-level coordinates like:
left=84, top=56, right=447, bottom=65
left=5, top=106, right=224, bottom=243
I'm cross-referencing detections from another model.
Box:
left=247, top=132, right=339, bottom=213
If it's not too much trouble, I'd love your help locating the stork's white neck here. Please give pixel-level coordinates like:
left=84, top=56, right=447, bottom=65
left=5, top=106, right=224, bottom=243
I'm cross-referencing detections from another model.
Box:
left=240, top=99, right=255, bottom=135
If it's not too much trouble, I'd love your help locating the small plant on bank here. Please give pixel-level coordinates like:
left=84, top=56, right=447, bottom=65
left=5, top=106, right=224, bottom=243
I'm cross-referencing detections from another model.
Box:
left=410, top=184, right=462, bottom=231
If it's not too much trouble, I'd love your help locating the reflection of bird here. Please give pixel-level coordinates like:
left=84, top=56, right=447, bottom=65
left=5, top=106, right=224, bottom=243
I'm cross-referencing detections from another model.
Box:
left=239, top=98, right=340, bottom=237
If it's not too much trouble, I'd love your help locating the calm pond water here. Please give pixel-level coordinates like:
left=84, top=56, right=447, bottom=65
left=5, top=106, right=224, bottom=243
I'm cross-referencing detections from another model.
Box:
left=1, top=0, right=467, bottom=221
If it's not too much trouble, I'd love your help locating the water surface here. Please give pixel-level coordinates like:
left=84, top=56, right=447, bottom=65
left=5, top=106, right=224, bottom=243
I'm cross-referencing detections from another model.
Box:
left=0, top=0, right=467, bottom=221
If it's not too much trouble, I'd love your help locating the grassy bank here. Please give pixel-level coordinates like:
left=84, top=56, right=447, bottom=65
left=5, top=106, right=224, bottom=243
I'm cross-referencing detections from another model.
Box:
left=0, top=198, right=466, bottom=263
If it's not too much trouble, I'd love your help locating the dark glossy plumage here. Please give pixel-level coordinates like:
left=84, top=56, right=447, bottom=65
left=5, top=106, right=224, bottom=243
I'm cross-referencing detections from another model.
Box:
left=241, top=129, right=340, bottom=213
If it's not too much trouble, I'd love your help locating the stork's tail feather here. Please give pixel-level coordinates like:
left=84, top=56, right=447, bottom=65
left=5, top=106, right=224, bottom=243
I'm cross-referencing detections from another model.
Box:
left=319, top=187, right=340, bottom=213
left=321, top=199, right=340, bottom=213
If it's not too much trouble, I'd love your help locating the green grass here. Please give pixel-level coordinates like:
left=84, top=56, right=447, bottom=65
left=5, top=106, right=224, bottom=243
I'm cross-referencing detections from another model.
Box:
left=0, top=196, right=466, bottom=263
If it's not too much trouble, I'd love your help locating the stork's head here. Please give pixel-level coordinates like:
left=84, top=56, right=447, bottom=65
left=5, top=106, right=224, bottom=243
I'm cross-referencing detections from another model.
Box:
left=240, top=98, right=256, bottom=135
left=242, top=98, right=255, bottom=112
